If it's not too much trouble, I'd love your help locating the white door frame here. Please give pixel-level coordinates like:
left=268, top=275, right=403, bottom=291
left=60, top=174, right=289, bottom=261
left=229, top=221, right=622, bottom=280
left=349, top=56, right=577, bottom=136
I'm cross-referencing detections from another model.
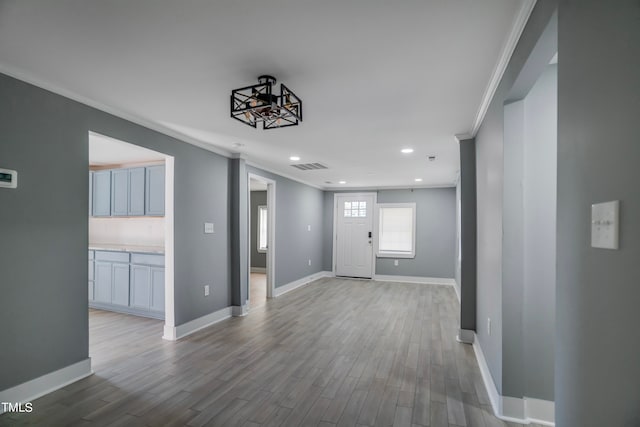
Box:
left=248, top=173, right=276, bottom=305
left=332, top=192, right=377, bottom=278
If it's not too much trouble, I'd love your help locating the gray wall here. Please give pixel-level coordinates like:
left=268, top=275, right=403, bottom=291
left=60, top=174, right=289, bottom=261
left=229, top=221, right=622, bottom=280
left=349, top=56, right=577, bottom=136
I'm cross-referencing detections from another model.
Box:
left=522, top=65, right=556, bottom=401
left=501, top=64, right=557, bottom=401
left=250, top=191, right=267, bottom=269
left=323, top=188, right=456, bottom=279
left=556, top=1, right=640, bottom=425
left=0, top=73, right=231, bottom=391
left=246, top=166, right=325, bottom=288
left=459, top=141, right=477, bottom=332
left=455, top=179, right=462, bottom=297
left=474, top=0, right=557, bottom=395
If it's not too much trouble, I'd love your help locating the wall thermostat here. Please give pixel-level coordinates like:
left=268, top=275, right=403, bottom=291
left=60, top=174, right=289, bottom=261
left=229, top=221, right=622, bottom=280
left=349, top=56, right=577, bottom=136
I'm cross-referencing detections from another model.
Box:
left=0, top=168, right=17, bottom=189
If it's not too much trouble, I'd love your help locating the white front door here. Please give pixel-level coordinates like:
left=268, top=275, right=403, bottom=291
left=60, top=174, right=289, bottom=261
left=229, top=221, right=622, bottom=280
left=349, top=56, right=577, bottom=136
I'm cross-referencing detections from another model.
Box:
left=335, top=193, right=375, bottom=278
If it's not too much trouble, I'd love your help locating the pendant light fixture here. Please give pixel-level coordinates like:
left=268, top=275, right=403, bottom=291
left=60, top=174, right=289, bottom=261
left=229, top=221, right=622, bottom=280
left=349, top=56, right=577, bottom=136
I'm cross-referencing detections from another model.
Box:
left=230, top=75, right=303, bottom=130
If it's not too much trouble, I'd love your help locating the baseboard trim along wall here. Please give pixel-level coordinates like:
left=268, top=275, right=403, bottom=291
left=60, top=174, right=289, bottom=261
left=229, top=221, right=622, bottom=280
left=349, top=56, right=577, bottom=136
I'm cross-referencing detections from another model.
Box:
left=274, top=271, right=333, bottom=297
left=0, top=358, right=92, bottom=414
left=163, top=306, right=233, bottom=341
left=472, top=334, right=555, bottom=426
left=373, top=275, right=457, bottom=287
left=250, top=267, right=266, bottom=273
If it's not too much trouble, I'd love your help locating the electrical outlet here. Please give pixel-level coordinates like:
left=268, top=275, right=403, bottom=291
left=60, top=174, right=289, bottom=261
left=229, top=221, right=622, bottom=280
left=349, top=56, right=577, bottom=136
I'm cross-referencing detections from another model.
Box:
left=308, top=259, right=311, bottom=266
left=204, top=285, right=210, bottom=296
left=394, top=259, right=399, bottom=266
left=307, top=225, right=311, bottom=231
left=204, top=222, right=214, bottom=234
left=487, top=318, right=491, bottom=336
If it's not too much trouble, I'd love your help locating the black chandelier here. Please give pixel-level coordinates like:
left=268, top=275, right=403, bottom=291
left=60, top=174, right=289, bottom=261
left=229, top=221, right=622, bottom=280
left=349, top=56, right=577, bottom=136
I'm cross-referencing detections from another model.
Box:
left=230, top=75, right=303, bottom=130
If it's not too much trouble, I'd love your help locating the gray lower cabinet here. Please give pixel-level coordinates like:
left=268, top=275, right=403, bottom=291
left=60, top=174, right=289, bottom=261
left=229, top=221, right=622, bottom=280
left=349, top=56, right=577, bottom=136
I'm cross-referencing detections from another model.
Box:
left=150, top=267, right=165, bottom=312
left=88, top=251, right=95, bottom=301
left=111, top=263, right=130, bottom=306
left=94, top=261, right=113, bottom=303
left=90, top=250, right=164, bottom=319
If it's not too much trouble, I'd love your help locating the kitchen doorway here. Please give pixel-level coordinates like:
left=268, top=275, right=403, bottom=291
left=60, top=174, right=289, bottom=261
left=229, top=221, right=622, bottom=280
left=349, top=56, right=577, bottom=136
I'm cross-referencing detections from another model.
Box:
left=88, top=131, right=175, bottom=342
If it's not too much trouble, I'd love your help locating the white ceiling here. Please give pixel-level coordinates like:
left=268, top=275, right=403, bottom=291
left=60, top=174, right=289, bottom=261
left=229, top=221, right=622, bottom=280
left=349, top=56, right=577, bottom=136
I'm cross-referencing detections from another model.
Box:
left=89, top=132, right=166, bottom=166
left=0, top=0, right=529, bottom=189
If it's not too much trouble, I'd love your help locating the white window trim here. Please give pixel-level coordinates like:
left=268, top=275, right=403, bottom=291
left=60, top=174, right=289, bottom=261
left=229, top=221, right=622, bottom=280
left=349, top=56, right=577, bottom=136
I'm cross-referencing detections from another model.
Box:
left=375, top=202, right=416, bottom=259
left=257, top=205, right=268, bottom=253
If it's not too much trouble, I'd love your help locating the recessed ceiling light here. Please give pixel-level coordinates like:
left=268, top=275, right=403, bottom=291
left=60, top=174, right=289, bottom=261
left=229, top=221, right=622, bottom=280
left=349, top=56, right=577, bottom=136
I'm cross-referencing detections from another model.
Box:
left=339, top=180, right=347, bottom=184
left=415, top=178, right=423, bottom=182
left=289, top=156, right=300, bottom=161
left=401, top=148, right=414, bottom=154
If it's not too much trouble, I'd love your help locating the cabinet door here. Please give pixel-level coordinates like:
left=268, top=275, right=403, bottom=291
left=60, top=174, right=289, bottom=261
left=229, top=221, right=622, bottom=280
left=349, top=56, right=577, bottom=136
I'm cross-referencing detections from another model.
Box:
left=150, top=267, right=165, bottom=313
left=128, top=167, right=146, bottom=216
left=111, top=169, right=129, bottom=216
left=89, top=172, right=93, bottom=216
left=111, top=263, right=130, bottom=306
left=130, top=264, right=151, bottom=310
left=94, top=261, right=112, bottom=303
left=92, top=171, right=111, bottom=217
left=145, top=165, right=165, bottom=216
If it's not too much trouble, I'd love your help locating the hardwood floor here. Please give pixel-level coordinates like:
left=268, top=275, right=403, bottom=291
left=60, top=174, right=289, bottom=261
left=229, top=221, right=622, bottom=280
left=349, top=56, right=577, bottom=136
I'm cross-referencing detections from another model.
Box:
left=250, top=273, right=268, bottom=309
left=0, top=278, right=543, bottom=427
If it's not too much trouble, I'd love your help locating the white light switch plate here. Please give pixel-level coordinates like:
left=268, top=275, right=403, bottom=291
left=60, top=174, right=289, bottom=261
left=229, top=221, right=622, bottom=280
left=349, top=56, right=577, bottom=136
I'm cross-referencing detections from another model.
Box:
left=204, top=222, right=214, bottom=234
left=591, top=200, right=619, bottom=249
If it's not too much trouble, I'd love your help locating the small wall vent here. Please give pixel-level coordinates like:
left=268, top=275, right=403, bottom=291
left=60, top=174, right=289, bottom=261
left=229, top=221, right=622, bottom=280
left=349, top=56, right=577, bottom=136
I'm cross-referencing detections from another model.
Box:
left=290, top=163, right=328, bottom=171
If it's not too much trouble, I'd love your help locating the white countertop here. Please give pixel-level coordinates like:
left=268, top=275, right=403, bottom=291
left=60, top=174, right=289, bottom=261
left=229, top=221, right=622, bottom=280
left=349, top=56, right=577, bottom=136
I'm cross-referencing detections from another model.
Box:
left=89, top=244, right=165, bottom=254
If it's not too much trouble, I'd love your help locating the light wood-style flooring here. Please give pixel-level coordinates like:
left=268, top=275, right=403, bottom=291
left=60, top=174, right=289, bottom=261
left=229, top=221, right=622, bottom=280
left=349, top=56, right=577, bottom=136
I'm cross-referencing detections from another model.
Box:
left=0, top=278, right=543, bottom=427
left=250, top=273, right=268, bottom=309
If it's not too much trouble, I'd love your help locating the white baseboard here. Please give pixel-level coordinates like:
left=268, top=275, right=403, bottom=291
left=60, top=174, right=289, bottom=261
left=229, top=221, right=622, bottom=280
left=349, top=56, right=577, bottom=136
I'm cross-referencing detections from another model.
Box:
left=373, top=275, right=456, bottom=287
left=0, top=358, right=92, bottom=414
left=274, top=271, right=333, bottom=297
left=472, top=335, right=555, bottom=425
left=163, top=306, right=233, bottom=341
left=232, top=305, right=248, bottom=317
left=456, top=328, right=475, bottom=344
left=250, top=267, right=266, bottom=273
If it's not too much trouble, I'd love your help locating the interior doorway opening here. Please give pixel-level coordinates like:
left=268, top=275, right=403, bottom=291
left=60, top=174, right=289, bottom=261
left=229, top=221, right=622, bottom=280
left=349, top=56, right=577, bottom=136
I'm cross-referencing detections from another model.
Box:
left=88, top=131, right=175, bottom=353
left=248, top=174, right=275, bottom=309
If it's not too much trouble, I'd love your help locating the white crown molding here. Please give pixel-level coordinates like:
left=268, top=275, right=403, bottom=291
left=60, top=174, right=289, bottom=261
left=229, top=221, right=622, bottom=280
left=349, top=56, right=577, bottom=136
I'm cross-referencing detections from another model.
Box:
left=469, top=0, right=537, bottom=137
left=0, top=63, right=233, bottom=159
left=245, top=160, right=325, bottom=190
left=454, top=133, right=474, bottom=143
left=330, top=183, right=456, bottom=192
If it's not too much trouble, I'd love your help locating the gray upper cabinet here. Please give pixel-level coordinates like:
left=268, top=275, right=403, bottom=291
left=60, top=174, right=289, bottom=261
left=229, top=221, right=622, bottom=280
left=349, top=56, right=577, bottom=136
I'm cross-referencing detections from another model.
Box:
left=89, top=171, right=93, bottom=216
left=145, top=165, right=165, bottom=216
left=128, top=167, right=146, bottom=216
left=111, top=169, right=129, bottom=216
left=92, top=170, right=111, bottom=216
left=90, top=164, right=163, bottom=217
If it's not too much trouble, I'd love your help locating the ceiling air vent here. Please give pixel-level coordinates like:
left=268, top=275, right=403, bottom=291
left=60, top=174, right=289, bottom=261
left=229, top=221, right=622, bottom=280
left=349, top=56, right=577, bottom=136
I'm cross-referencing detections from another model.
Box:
left=290, top=162, right=328, bottom=171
